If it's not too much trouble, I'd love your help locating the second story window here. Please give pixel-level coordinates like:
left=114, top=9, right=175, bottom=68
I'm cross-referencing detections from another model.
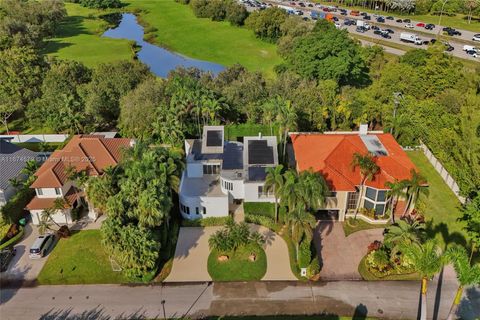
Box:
left=55, top=188, right=61, bottom=195
left=203, top=164, right=220, bottom=175
left=37, top=188, right=43, bottom=196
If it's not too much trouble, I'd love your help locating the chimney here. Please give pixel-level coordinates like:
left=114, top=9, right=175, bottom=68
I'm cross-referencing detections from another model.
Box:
left=359, top=124, right=368, bottom=135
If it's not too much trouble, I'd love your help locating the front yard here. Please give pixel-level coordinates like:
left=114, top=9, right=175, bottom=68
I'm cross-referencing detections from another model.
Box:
left=406, top=151, right=466, bottom=250
left=37, top=230, right=128, bottom=285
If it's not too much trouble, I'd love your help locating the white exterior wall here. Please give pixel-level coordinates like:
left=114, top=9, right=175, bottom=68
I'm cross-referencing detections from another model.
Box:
left=186, top=162, right=203, bottom=178
left=244, top=182, right=275, bottom=203
left=220, top=177, right=245, bottom=202
left=36, top=188, right=63, bottom=198
left=179, top=194, right=228, bottom=220
left=30, top=208, right=73, bottom=225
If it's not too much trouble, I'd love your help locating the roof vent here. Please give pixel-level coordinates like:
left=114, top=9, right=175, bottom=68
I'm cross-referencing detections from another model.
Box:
left=359, top=124, right=368, bottom=135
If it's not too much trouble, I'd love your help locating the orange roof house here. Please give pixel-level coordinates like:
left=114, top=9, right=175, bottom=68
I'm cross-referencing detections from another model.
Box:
left=27, top=134, right=132, bottom=224
left=290, top=132, right=418, bottom=192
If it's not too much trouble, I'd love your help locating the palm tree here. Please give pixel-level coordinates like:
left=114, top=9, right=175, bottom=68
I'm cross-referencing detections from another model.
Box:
left=279, top=169, right=302, bottom=212
left=276, top=98, right=297, bottom=161
left=350, top=152, right=379, bottom=219
left=264, top=165, right=285, bottom=223
left=21, top=159, right=38, bottom=185
left=384, top=219, right=425, bottom=246
left=298, top=170, right=328, bottom=211
left=38, top=199, right=69, bottom=234
left=287, top=207, right=316, bottom=263
left=444, top=245, right=480, bottom=320
left=401, top=240, right=444, bottom=320
left=385, top=179, right=407, bottom=222
left=403, top=169, right=428, bottom=215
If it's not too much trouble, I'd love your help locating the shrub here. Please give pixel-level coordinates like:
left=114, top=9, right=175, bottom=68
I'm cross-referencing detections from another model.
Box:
left=1, top=187, right=35, bottom=224
left=181, top=216, right=229, bottom=227
left=80, top=0, right=123, bottom=9
left=298, top=238, right=311, bottom=268
left=307, top=256, right=320, bottom=278
left=190, top=0, right=210, bottom=18
left=226, top=1, right=249, bottom=26
left=244, top=7, right=288, bottom=42
left=367, top=240, right=382, bottom=253
left=0, top=226, right=24, bottom=251
left=209, top=219, right=265, bottom=252
left=207, top=0, right=227, bottom=21
left=366, top=249, right=390, bottom=273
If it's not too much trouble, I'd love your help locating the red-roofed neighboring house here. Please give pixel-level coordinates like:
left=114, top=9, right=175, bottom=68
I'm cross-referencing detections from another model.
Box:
left=290, top=125, right=420, bottom=222
left=26, top=134, right=132, bottom=226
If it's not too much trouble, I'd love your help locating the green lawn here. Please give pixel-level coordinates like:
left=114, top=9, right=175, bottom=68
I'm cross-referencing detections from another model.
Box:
left=208, top=244, right=267, bottom=281
left=406, top=151, right=466, bottom=250
left=314, top=1, right=480, bottom=32
left=37, top=230, right=128, bottom=285
left=342, top=218, right=389, bottom=237
left=43, top=3, right=134, bottom=67
left=125, top=0, right=282, bottom=77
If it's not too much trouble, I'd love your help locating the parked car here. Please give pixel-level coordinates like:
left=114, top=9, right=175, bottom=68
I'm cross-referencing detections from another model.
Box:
left=396, top=19, right=403, bottom=23
left=360, top=12, right=367, bottom=16
left=350, top=10, right=360, bottom=16
left=295, top=10, right=303, bottom=15
left=298, top=2, right=305, bottom=7
left=463, top=45, right=478, bottom=53
left=381, top=32, right=392, bottom=39
left=307, top=3, right=313, bottom=7
left=344, top=19, right=355, bottom=26
left=373, top=29, right=382, bottom=35
left=376, top=16, right=385, bottom=23
left=356, top=26, right=366, bottom=33
left=466, top=50, right=479, bottom=58
left=425, top=23, right=435, bottom=30
left=405, top=23, right=415, bottom=28
left=29, top=234, right=55, bottom=259
left=371, top=25, right=380, bottom=31
left=472, top=34, right=480, bottom=41
left=403, top=18, right=411, bottom=23
left=332, top=16, right=339, bottom=21
left=384, top=28, right=394, bottom=34
left=444, top=42, right=454, bottom=52
left=422, top=40, right=430, bottom=45
left=334, top=22, right=341, bottom=28
left=0, top=247, right=16, bottom=272
left=386, top=16, right=394, bottom=20
left=416, top=22, right=425, bottom=27
left=364, top=15, right=371, bottom=20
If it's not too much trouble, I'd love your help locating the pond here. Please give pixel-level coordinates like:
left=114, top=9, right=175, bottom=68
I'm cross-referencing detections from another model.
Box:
left=102, top=13, right=225, bottom=77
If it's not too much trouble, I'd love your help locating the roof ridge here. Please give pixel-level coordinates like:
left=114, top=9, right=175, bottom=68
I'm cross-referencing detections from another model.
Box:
left=322, top=137, right=360, bottom=189
left=97, top=138, right=117, bottom=164
left=77, top=142, right=100, bottom=175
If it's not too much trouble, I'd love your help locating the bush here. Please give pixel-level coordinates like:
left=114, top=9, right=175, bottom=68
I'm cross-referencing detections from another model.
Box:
left=226, top=1, right=249, bottom=26
left=366, top=249, right=390, bottom=273
left=181, top=216, right=230, bottom=227
left=307, top=256, right=320, bottom=278
left=1, top=187, right=35, bottom=224
left=207, top=0, right=227, bottom=21
left=80, top=0, right=123, bottom=9
left=175, top=0, right=190, bottom=4
left=208, top=219, right=265, bottom=252
left=0, top=226, right=24, bottom=251
left=245, top=7, right=288, bottom=42
left=190, top=0, right=210, bottom=18
left=298, top=238, right=311, bottom=268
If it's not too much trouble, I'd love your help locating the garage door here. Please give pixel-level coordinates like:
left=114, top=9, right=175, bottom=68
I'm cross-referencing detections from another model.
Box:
left=314, top=210, right=339, bottom=221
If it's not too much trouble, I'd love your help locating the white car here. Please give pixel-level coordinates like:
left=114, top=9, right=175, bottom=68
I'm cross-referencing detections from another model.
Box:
left=405, top=23, right=415, bottom=28
left=334, top=22, right=341, bottom=29
left=473, top=34, right=480, bottom=42
left=29, top=234, right=55, bottom=259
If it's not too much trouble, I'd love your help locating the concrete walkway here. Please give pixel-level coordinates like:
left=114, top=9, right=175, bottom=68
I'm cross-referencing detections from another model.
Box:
left=166, top=224, right=295, bottom=282
left=314, top=221, right=384, bottom=280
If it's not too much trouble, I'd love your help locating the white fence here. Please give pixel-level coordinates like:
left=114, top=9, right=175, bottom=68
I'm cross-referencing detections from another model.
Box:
left=419, top=142, right=466, bottom=204
left=0, top=134, right=69, bottom=143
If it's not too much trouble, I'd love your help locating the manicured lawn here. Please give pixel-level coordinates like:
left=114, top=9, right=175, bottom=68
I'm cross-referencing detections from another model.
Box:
left=314, top=1, right=480, bottom=32
left=125, top=0, right=281, bottom=77
left=358, top=256, right=421, bottom=281
left=43, top=3, right=134, bottom=67
left=406, top=151, right=466, bottom=250
left=37, top=230, right=128, bottom=285
left=208, top=244, right=267, bottom=281
left=342, top=218, right=389, bottom=237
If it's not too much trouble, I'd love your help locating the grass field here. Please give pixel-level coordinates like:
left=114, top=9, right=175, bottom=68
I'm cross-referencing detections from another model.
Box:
left=314, top=1, right=480, bottom=32
left=406, top=151, right=466, bottom=250
left=37, top=230, right=128, bottom=285
left=125, top=0, right=281, bottom=77
left=343, top=218, right=389, bottom=237
left=43, top=3, right=134, bottom=67
left=208, top=244, right=267, bottom=281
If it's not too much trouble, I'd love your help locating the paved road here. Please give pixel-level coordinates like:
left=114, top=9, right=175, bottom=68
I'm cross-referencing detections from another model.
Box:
left=253, top=0, right=480, bottom=62
left=1, top=279, right=478, bottom=319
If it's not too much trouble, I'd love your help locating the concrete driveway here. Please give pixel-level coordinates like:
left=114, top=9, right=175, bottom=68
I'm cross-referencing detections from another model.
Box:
left=0, top=223, right=53, bottom=285
left=166, top=225, right=296, bottom=282
left=314, top=221, right=384, bottom=280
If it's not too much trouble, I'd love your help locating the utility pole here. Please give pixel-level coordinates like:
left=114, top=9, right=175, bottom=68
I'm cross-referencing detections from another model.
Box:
left=391, top=92, right=402, bottom=135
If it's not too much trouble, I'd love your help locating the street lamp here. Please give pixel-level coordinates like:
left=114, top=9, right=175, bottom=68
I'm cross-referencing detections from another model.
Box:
left=437, top=0, right=449, bottom=37
left=161, top=300, right=166, bottom=319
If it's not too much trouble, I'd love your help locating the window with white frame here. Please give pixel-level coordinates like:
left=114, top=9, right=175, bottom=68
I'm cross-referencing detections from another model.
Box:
left=363, top=187, right=388, bottom=215
left=203, top=164, right=220, bottom=175
left=55, top=188, right=61, bottom=195
left=223, top=180, right=233, bottom=191
left=36, top=188, right=43, bottom=196
left=347, top=192, right=358, bottom=210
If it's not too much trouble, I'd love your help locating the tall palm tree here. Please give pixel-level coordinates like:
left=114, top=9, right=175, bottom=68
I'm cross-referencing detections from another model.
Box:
left=264, top=165, right=285, bottom=223
left=279, top=169, right=302, bottom=212
left=384, top=219, right=425, bottom=246
left=385, top=179, right=407, bottom=223
left=298, top=170, right=328, bottom=211
left=20, top=159, right=39, bottom=186
left=350, top=152, right=379, bottom=219
left=403, top=169, right=428, bottom=215
left=444, top=245, right=480, bottom=320
left=400, top=240, right=444, bottom=320
left=276, top=98, right=297, bottom=161
left=287, top=207, right=316, bottom=263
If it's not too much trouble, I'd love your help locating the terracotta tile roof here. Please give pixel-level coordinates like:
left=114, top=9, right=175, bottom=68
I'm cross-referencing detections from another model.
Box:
left=290, top=133, right=418, bottom=191
left=31, top=135, right=131, bottom=188
left=26, top=187, right=80, bottom=210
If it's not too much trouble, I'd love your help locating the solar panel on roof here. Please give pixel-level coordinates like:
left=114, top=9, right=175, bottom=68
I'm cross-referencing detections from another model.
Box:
left=248, top=167, right=268, bottom=181
left=360, top=135, right=388, bottom=157
left=248, top=140, right=274, bottom=164
left=206, top=130, right=223, bottom=147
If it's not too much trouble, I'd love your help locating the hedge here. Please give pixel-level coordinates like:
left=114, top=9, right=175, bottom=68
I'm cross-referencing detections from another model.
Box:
left=0, top=226, right=24, bottom=251
left=181, top=216, right=230, bottom=227
left=1, top=187, right=35, bottom=224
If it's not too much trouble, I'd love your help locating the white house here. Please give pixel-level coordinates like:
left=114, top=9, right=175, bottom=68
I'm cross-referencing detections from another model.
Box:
left=179, top=126, right=278, bottom=220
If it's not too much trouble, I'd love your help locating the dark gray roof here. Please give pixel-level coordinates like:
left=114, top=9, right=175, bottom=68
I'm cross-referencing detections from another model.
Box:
left=248, top=167, right=268, bottom=181
left=191, top=139, right=223, bottom=161
left=222, top=142, right=243, bottom=170
left=0, top=140, right=38, bottom=190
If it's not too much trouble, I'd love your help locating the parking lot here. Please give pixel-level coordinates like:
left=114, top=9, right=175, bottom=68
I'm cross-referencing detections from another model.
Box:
left=240, top=0, right=480, bottom=61
left=0, top=223, right=53, bottom=285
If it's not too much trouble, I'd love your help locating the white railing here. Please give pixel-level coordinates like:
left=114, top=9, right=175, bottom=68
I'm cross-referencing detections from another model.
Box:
left=418, top=142, right=466, bottom=204
left=0, top=134, right=69, bottom=143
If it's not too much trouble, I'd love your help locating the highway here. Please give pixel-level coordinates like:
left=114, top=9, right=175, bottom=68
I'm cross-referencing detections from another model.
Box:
left=247, top=0, right=480, bottom=62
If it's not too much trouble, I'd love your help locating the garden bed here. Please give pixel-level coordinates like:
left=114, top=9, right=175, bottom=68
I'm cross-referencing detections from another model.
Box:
left=358, top=256, right=421, bottom=281
left=207, top=243, right=267, bottom=281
